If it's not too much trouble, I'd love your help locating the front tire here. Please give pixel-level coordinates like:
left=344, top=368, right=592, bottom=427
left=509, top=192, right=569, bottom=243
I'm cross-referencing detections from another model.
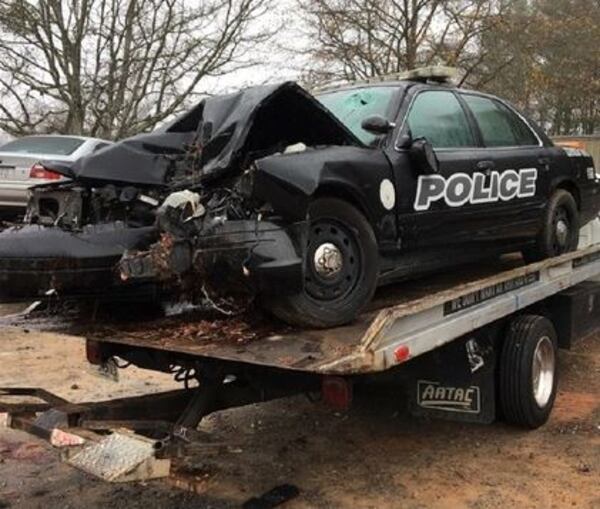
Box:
left=499, top=315, right=559, bottom=429
left=266, top=198, right=379, bottom=328
left=522, top=189, right=579, bottom=263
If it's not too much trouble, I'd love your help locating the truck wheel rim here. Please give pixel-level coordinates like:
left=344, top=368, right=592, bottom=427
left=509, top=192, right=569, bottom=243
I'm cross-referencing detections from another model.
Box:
left=531, top=336, right=555, bottom=408
left=305, top=219, right=360, bottom=301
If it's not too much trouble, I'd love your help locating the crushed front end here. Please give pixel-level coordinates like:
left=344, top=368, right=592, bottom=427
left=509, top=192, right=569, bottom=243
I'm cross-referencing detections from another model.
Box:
left=0, top=82, right=358, bottom=305
left=0, top=180, right=307, bottom=304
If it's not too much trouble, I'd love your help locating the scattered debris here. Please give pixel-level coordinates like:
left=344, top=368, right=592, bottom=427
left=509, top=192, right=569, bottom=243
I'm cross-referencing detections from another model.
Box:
left=577, top=463, right=592, bottom=474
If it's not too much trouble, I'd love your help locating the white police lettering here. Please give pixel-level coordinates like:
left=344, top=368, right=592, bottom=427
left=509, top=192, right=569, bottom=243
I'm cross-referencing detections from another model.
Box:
left=414, top=168, right=537, bottom=211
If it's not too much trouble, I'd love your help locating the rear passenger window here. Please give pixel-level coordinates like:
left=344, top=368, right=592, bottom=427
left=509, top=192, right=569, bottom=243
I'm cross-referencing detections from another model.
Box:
left=406, top=91, right=475, bottom=148
left=462, top=94, right=538, bottom=147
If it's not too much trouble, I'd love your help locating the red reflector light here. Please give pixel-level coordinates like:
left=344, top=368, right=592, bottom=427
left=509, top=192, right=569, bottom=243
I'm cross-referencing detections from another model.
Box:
left=321, top=376, right=353, bottom=411
left=86, top=339, right=105, bottom=365
left=394, top=345, right=410, bottom=363
left=30, top=163, right=61, bottom=180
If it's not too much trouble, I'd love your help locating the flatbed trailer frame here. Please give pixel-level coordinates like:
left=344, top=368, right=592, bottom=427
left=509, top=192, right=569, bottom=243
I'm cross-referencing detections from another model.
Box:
left=2, top=245, right=600, bottom=481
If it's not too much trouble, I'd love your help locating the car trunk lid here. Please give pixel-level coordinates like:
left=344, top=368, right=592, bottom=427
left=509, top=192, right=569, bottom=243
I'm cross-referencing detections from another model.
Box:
left=0, top=152, right=68, bottom=182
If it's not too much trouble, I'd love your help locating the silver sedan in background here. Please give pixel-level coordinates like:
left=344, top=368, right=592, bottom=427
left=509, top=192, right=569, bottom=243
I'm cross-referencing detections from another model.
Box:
left=0, top=135, right=111, bottom=213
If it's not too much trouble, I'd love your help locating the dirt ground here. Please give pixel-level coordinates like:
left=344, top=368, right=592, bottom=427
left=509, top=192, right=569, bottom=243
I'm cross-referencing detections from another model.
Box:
left=0, top=308, right=598, bottom=508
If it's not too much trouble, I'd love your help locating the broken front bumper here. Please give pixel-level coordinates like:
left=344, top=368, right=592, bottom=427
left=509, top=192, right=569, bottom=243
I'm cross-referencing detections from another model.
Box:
left=0, top=223, right=158, bottom=299
left=120, top=219, right=306, bottom=296
left=0, top=219, right=305, bottom=300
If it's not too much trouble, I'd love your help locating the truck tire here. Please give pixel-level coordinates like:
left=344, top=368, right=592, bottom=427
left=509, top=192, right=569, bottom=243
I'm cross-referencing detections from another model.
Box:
left=522, top=189, right=579, bottom=263
left=499, top=315, right=558, bottom=429
left=266, top=197, right=379, bottom=328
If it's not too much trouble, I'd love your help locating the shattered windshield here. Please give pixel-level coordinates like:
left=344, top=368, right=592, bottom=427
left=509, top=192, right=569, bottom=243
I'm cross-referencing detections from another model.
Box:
left=317, top=86, right=398, bottom=144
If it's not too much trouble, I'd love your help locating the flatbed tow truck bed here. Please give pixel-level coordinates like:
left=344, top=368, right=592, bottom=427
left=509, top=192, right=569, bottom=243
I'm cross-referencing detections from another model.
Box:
left=3, top=245, right=600, bottom=484
left=81, top=245, right=600, bottom=374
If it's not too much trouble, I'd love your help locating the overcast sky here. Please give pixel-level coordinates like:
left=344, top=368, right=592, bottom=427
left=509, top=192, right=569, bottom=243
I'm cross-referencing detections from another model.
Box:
left=203, top=0, right=308, bottom=92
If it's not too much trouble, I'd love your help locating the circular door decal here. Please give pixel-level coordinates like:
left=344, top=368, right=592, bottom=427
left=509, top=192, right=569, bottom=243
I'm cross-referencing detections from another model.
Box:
left=380, top=179, right=396, bottom=210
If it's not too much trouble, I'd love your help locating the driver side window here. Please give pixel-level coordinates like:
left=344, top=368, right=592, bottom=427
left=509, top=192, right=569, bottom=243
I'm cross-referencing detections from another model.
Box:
left=407, top=91, right=475, bottom=149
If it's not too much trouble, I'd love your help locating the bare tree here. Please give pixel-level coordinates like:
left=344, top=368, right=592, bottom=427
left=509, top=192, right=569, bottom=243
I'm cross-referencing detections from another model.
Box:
left=297, top=0, right=507, bottom=87
left=0, top=0, right=272, bottom=139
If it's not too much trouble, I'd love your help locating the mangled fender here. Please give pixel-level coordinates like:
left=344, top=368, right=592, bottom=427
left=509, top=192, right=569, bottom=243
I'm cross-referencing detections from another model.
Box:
left=250, top=146, right=397, bottom=243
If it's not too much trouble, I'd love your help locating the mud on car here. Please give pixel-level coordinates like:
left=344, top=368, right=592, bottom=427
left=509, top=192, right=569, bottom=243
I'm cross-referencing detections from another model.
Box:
left=0, top=70, right=599, bottom=328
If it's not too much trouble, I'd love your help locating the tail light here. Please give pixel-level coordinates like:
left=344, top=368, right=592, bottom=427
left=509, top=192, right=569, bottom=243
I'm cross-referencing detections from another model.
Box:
left=86, top=339, right=107, bottom=365
left=29, top=163, right=61, bottom=180
left=322, top=376, right=353, bottom=410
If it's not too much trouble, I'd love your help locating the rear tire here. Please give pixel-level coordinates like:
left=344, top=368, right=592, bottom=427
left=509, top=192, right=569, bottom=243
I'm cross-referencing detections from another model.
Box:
left=522, top=189, right=579, bottom=264
left=499, top=315, right=558, bottom=429
left=266, top=198, right=379, bottom=328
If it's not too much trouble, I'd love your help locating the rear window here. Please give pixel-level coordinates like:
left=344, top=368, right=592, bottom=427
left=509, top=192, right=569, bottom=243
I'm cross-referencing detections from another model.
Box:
left=0, top=136, right=85, bottom=155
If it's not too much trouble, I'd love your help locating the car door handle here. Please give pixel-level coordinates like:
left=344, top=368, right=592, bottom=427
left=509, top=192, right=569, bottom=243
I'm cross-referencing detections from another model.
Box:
left=476, top=160, right=495, bottom=173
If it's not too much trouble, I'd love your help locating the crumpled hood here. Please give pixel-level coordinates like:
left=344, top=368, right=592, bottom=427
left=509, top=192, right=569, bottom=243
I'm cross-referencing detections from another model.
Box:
left=43, top=82, right=362, bottom=187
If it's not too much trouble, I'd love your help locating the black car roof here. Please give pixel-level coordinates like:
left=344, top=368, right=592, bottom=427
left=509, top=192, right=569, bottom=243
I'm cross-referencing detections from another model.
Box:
left=314, top=79, right=551, bottom=148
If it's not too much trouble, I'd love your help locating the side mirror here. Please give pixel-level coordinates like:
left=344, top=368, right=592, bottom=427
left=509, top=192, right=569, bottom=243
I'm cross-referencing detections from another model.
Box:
left=409, top=137, right=439, bottom=174
left=361, top=115, right=395, bottom=135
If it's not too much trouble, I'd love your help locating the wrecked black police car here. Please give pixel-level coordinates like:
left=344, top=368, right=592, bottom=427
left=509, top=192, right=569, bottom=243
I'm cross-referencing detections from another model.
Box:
left=0, top=69, right=599, bottom=328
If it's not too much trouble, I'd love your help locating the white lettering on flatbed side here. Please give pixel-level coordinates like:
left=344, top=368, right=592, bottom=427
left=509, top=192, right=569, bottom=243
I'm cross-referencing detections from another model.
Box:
left=417, top=380, right=481, bottom=413
left=414, top=168, right=537, bottom=211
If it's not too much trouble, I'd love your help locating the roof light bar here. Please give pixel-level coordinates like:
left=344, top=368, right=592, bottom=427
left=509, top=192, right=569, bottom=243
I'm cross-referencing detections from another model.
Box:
left=314, top=66, right=460, bottom=94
